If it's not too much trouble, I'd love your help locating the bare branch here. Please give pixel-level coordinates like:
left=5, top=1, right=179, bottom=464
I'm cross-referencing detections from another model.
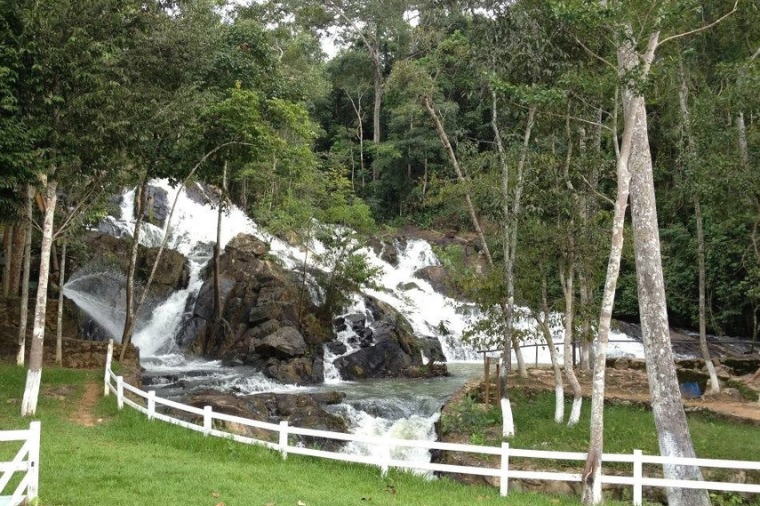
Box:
left=657, top=0, right=738, bottom=48
left=573, top=36, right=617, bottom=72
left=581, top=174, right=614, bottom=206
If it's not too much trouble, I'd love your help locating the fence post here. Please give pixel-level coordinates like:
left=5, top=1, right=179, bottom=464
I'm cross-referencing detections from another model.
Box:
left=27, top=421, right=41, bottom=501
left=203, top=406, right=213, bottom=435
left=500, top=442, right=510, bottom=497
left=116, top=376, right=124, bottom=410
left=104, top=339, right=113, bottom=397
left=633, top=449, right=643, bottom=506
left=147, top=391, right=156, bottom=421
left=279, top=421, right=289, bottom=460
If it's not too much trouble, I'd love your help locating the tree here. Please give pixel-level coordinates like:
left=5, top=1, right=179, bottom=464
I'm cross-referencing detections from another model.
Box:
left=577, top=1, right=738, bottom=502
left=19, top=0, right=152, bottom=414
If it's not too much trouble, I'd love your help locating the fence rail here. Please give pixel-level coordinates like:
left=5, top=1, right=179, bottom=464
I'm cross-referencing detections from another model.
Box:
left=0, top=421, right=40, bottom=506
left=104, top=342, right=760, bottom=505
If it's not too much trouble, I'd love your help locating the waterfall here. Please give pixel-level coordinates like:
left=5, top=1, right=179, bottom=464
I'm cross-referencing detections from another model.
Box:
left=63, top=179, right=646, bottom=468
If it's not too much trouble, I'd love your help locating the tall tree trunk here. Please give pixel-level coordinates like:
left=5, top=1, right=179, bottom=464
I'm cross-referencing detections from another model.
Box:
left=624, top=34, right=709, bottom=506
left=582, top=86, right=636, bottom=506
left=9, top=223, right=25, bottom=296
left=694, top=196, right=719, bottom=393
left=16, top=185, right=35, bottom=366
left=348, top=94, right=366, bottom=185
left=213, top=162, right=227, bottom=323
left=120, top=179, right=147, bottom=362
left=55, top=239, right=67, bottom=365
left=494, top=98, right=536, bottom=381
left=560, top=260, right=583, bottom=426
left=371, top=43, right=382, bottom=181
left=2, top=225, right=12, bottom=297
left=578, top=111, right=602, bottom=372
left=678, top=70, right=719, bottom=394
left=535, top=276, right=564, bottom=424
left=21, top=176, right=58, bottom=417
left=424, top=95, right=494, bottom=266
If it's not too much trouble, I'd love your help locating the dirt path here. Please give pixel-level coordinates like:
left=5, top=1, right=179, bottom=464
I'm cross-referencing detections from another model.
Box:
left=70, top=382, right=100, bottom=427
left=513, top=366, right=760, bottom=425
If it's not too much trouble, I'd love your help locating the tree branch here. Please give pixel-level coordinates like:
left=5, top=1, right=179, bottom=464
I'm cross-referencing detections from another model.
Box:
left=657, top=1, right=738, bottom=48
left=573, top=36, right=617, bottom=72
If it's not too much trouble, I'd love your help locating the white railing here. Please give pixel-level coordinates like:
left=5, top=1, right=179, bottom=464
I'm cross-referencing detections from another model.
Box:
left=0, top=422, right=40, bottom=506
left=104, top=343, right=760, bottom=505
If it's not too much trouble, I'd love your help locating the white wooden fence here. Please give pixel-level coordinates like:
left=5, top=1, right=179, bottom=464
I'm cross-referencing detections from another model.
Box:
left=0, top=422, right=40, bottom=506
left=104, top=345, right=760, bottom=505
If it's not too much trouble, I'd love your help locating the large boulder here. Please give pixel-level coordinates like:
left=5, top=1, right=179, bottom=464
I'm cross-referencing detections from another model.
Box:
left=331, top=295, right=447, bottom=380
left=179, top=233, right=331, bottom=385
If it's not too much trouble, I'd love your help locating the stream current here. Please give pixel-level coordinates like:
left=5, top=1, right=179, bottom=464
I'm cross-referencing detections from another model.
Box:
left=63, top=179, right=645, bottom=466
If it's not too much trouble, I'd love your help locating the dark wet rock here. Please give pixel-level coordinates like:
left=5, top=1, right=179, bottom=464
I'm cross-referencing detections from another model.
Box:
left=143, top=184, right=169, bottom=227
left=186, top=391, right=348, bottom=450
left=254, top=326, right=307, bottom=358
left=331, top=295, right=448, bottom=380
left=414, top=266, right=462, bottom=299
left=179, top=233, right=330, bottom=385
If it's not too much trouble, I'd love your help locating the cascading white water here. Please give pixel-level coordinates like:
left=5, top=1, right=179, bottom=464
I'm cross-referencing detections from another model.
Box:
left=64, top=178, right=646, bottom=468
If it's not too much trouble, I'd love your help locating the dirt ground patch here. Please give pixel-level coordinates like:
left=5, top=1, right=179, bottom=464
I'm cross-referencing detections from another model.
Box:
left=69, top=382, right=101, bottom=427
left=508, top=365, right=760, bottom=425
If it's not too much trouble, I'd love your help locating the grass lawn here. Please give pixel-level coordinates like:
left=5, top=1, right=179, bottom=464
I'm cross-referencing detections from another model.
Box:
left=0, top=364, right=601, bottom=506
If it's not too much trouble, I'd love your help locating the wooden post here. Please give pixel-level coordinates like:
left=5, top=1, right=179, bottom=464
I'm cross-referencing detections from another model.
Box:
left=147, top=391, right=156, bottom=420
left=633, top=449, right=643, bottom=506
left=203, top=406, right=213, bottom=435
left=104, top=339, right=113, bottom=397
left=279, top=420, right=289, bottom=459
left=484, top=356, right=491, bottom=406
left=499, top=442, right=510, bottom=496
left=27, top=421, right=41, bottom=501
left=116, top=376, right=124, bottom=409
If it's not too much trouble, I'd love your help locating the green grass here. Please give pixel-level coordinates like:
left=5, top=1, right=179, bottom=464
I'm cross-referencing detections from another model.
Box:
left=0, top=365, right=600, bottom=506
left=442, top=389, right=760, bottom=462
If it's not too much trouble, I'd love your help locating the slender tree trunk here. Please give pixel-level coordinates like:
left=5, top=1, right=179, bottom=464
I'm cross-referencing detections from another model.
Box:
left=678, top=71, right=719, bottom=394
left=536, top=276, right=564, bottom=424
left=371, top=44, right=382, bottom=181
left=582, top=87, right=636, bottom=506
left=2, top=225, right=12, bottom=297
left=213, top=162, right=227, bottom=323
left=120, top=179, right=147, bottom=361
left=55, top=239, right=67, bottom=365
left=694, top=196, right=719, bottom=393
left=561, top=260, right=583, bottom=426
left=9, top=223, right=25, bottom=296
left=16, top=185, right=35, bottom=366
left=348, top=94, right=366, bottom=184
left=21, top=176, right=58, bottom=417
left=624, top=34, right=709, bottom=506
left=423, top=95, right=494, bottom=266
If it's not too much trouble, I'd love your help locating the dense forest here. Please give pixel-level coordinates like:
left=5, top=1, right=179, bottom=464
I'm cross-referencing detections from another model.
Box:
left=3, top=0, right=758, bottom=340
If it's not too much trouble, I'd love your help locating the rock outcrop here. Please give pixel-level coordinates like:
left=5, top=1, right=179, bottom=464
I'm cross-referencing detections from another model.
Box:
left=333, top=296, right=447, bottom=380
left=178, top=233, right=331, bottom=385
